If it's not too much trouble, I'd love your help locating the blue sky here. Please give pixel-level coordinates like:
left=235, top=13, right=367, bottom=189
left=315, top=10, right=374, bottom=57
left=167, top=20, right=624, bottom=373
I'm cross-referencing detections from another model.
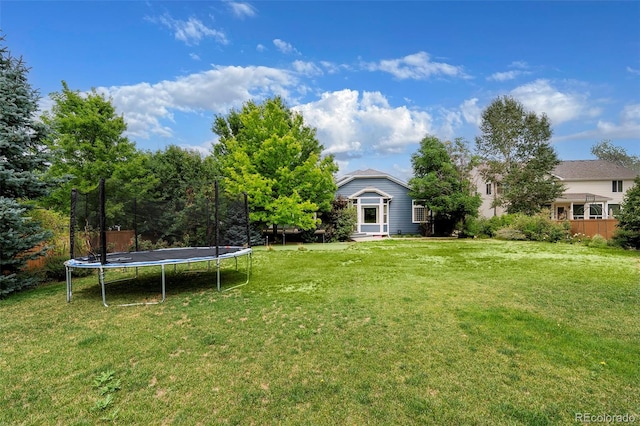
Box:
left=3, top=1, right=639, bottom=180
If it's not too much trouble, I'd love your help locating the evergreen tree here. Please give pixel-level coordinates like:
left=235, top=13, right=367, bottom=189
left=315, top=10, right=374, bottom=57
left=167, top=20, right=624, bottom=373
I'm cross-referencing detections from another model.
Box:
left=0, top=37, right=52, bottom=296
left=613, top=175, right=640, bottom=249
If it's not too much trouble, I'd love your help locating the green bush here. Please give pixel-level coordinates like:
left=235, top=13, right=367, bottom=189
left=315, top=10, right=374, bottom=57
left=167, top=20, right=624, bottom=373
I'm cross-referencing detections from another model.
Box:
left=611, top=228, right=640, bottom=250
left=587, top=234, right=609, bottom=249
left=476, top=211, right=569, bottom=242
left=494, top=228, right=527, bottom=241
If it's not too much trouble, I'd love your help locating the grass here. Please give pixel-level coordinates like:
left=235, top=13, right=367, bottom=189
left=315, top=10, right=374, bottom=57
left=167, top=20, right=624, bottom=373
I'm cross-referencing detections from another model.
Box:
left=1, top=239, right=639, bottom=425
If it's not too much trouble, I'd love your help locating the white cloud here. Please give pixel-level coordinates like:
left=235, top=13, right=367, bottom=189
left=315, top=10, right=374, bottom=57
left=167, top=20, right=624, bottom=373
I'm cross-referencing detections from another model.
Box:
left=293, top=89, right=432, bottom=160
left=227, top=2, right=257, bottom=19
left=96, top=65, right=297, bottom=139
left=256, top=43, right=266, bottom=52
left=488, top=70, right=523, bottom=82
left=189, top=53, right=201, bottom=61
left=460, top=98, right=482, bottom=127
left=292, top=60, right=323, bottom=76
left=556, top=103, right=640, bottom=142
left=147, top=14, right=228, bottom=46
left=591, top=104, right=640, bottom=139
left=509, top=61, right=529, bottom=69
left=320, top=61, right=340, bottom=74
left=627, top=66, right=640, bottom=75
left=510, top=79, right=600, bottom=125
left=365, top=51, right=469, bottom=80
left=273, top=39, right=300, bottom=55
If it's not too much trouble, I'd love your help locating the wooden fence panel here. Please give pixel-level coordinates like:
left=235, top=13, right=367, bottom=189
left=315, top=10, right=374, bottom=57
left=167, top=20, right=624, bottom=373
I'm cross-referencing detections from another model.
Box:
left=563, top=219, right=619, bottom=239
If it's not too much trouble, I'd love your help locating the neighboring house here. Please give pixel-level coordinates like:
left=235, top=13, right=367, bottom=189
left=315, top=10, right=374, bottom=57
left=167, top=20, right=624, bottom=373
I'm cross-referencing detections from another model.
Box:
left=474, top=160, right=639, bottom=219
left=336, top=169, right=421, bottom=236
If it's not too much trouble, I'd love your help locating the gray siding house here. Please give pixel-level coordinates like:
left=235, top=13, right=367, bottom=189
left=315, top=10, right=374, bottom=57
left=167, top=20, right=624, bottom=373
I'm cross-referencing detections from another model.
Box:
left=336, top=169, right=421, bottom=236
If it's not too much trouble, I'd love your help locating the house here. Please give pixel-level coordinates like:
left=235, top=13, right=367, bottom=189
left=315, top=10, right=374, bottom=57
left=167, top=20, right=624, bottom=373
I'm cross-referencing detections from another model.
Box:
left=550, top=160, right=637, bottom=220
left=336, top=169, right=421, bottom=237
left=475, top=160, right=638, bottom=219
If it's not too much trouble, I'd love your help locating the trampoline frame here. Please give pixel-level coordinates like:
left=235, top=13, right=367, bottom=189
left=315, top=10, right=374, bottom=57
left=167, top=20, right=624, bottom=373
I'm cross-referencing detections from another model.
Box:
left=65, top=246, right=252, bottom=307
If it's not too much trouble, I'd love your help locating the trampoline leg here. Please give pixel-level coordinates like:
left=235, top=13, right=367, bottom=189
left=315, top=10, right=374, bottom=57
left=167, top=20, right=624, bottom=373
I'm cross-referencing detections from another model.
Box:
left=161, top=264, right=166, bottom=303
left=216, top=258, right=221, bottom=292
left=100, top=267, right=109, bottom=307
left=66, top=265, right=72, bottom=303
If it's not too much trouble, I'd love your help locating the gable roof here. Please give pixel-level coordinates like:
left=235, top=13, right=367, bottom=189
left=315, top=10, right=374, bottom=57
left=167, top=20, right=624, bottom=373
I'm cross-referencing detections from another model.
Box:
left=552, top=160, right=638, bottom=181
left=336, top=168, right=410, bottom=189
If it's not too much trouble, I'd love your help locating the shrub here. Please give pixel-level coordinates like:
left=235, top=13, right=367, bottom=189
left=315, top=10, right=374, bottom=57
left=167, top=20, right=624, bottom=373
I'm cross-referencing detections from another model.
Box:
left=476, top=211, right=569, bottom=242
left=494, top=228, right=527, bottom=240
left=588, top=234, right=608, bottom=249
left=324, top=196, right=356, bottom=242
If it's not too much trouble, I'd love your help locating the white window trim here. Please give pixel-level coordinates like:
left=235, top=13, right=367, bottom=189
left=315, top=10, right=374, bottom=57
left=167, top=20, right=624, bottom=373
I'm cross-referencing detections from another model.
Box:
left=412, top=200, right=428, bottom=223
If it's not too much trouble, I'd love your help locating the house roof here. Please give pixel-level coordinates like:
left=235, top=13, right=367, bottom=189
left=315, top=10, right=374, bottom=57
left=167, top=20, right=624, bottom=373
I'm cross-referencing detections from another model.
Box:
left=336, top=168, right=410, bottom=188
left=556, top=192, right=613, bottom=203
left=552, top=160, right=638, bottom=181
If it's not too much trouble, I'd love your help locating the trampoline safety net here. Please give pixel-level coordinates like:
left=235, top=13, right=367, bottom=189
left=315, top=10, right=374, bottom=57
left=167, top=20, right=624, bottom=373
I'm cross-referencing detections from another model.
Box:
left=70, top=178, right=251, bottom=260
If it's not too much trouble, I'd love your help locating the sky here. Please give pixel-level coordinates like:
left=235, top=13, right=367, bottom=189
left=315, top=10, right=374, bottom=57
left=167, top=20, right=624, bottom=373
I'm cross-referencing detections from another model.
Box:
left=3, top=1, right=639, bottom=181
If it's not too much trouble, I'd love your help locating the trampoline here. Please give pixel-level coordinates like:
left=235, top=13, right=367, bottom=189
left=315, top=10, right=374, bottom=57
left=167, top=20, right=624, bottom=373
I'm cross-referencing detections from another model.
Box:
left=65, top=246, right=252, bottom=307
left=65, top=178, right=254, bottom=306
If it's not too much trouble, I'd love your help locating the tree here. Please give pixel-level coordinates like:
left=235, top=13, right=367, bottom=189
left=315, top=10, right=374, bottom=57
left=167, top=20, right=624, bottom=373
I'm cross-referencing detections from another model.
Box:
left=613, top=175, right=640, bottom=249
left=41, top=81, right=151, bottom=213
left=0, top=37, right=52, bottom=295
left=475, top=96, right=565, bottom=215
left=143, top=145, right=220, bottom=245
left=212, top=97, right=338, bottom=238
left=591, top=140, right=640, bottom=173
left=408, top=136, right=481, bottom=236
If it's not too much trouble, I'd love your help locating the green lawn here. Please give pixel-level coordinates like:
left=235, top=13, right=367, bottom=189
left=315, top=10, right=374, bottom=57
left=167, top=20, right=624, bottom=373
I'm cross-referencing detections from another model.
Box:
left=1, top=239, right=639, bottom=425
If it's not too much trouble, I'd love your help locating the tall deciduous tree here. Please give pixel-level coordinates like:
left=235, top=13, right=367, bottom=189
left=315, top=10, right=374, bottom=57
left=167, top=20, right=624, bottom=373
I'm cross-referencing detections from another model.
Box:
left=475, top=96, right=564, bottom=215
left=212, top=97, right=337, bottom=237
left=591, top=139, right=640, bottom=173
left=41, top=81, right=151, bottom=212
left=409, top=136, right=481, bottom=236
left=0, top=37, right=52, bottom=295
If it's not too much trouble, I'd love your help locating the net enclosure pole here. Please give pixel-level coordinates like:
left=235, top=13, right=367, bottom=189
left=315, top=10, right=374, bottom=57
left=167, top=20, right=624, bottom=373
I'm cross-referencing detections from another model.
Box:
left=215, top=180, right=220, bottom=258
left=70, top=188, right=77, bottom=259
left=99, top=178, right=107, bottom=265
left=244, top=192, right=250, bottom=247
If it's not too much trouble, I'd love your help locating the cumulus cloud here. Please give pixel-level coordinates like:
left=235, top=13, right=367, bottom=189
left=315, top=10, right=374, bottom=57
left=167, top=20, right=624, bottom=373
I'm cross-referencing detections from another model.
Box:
left=293, top=89, right=432, bottom=160
left=273, top=39, right=300, bottom=55
left=561, top=103, right=640, bottom=141
left=227, top=2, right=257, bottom=19
left=460, top=98, right=482, bottom=127
left=365, top=51, right=469, bottom=80
left=147, top=14, right=228, bottom=46
left=510, top=79, right=600, bottom=125
left=256, top=43, right=266, bottom=52
left=96, top=65, right=297, bottom=139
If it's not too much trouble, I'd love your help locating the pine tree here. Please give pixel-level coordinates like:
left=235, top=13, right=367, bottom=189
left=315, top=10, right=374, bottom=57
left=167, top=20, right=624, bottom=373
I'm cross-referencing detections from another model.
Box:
left=0, top=37, right=52, bottom=296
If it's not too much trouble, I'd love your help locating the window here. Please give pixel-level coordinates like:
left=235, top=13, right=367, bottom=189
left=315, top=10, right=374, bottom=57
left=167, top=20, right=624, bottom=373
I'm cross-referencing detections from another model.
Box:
left=383, top=204, right=388, bottom=224
left=589, top=203, right=603, bottom=219
left=363, top=207, right=378, bottom=224
left=573, top=204, right=584, bottom=219
left=608, top=204, right=621, bottom=217
left=412, top=201, right=428, bottom=223
left=485, top=183, right=492, bottom=195
left=612, top=180, right=623, bottom=192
